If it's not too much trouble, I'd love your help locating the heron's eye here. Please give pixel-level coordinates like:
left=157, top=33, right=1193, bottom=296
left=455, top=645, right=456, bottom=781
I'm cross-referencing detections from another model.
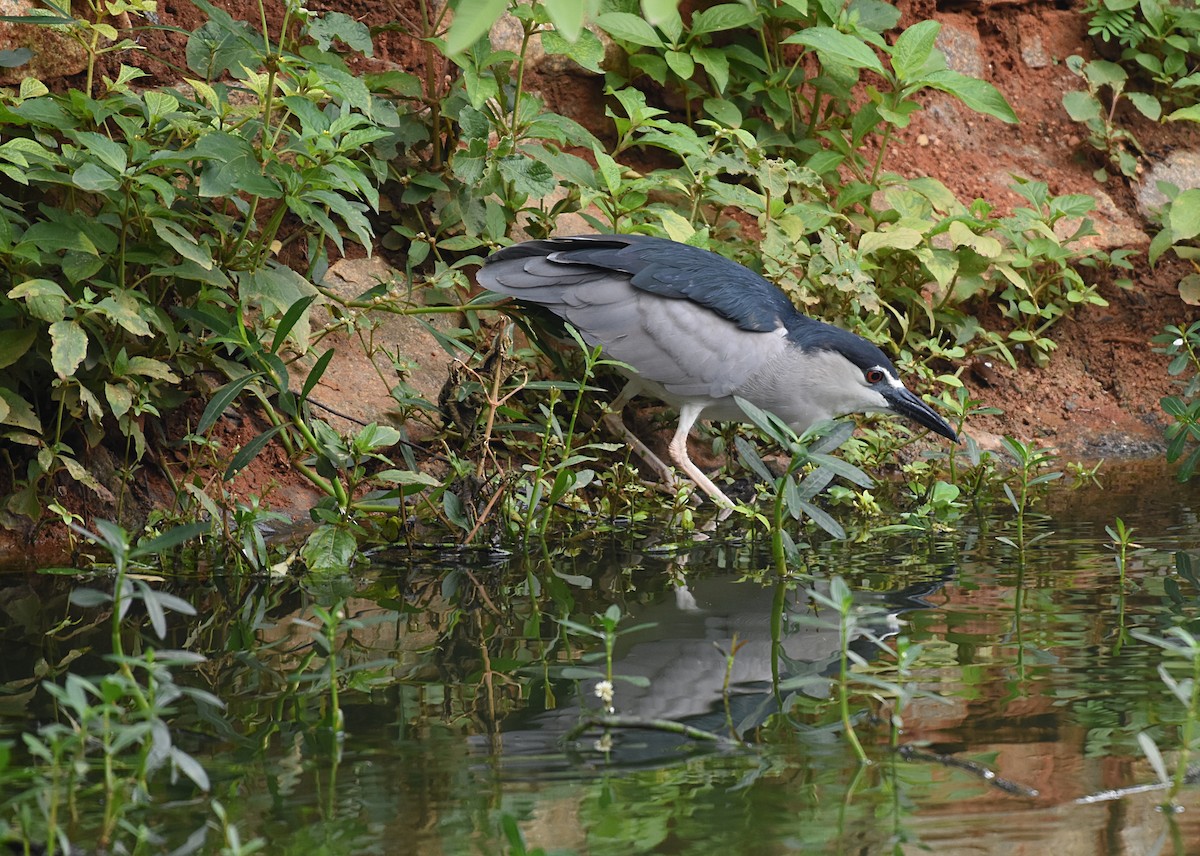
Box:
left=865, top=368, right=885, bottom=384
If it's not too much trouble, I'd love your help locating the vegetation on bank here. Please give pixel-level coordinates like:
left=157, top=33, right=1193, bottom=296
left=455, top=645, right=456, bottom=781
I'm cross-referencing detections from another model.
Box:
left=2, top=0, right=1200, bottom=851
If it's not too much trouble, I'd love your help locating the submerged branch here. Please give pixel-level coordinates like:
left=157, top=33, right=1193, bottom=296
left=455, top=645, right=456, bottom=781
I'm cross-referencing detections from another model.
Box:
left=563, top=715, right=744, bottom=747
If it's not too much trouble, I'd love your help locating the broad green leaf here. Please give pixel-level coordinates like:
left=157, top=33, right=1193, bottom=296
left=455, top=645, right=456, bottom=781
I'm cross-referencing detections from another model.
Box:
left=1083, top=59, right=1127, bottom=88
left=0, top=326, right=35, bottom=369
left=544, top=0, right=594, bottom=41
left=49, top=320, right=87, bottom=379
left=596, top=12, right=663, bottom=48
left=922, top=68, right=1018, bottom=124
left=68, top=130, right=127, bottom=173
left=125, top=357, right=180, bottom=382
left=1168, top=105, right=1200, bottom=123
left=1126, top=91, right=1161, bottom=121
left=152, top=218, right=214, bottom=269
left=641, top=0, right=679, bottom=26
left=693, top=47, right=730, bottom=92
left=184, top=16, right=258, bottom=78
left=104, top=382, right=133, bottom=418
left=1179, top=274, right=1200, bottom=306
left=443, top=0, right=508, bottom=55
left=72, top=162, right=119, bottom=192
left=0, top=387, right=38, bottom=430
left=301, top=524, right=357, bottom=575
left=93, top=294, right=152, bottom=336
left=1168, top=189, right=1200, bottom=241
left=308, top=11, right=373, bottom=55
left=857, top=226, right=923, bottom=255
left=689, top=4, right=757, bottom=35
left=891, top=20, right=941, bottom=80
left=238, top=265, right=318, bottom=349
left=497, top=155, right=556, bottom=198
left=191, top=131, right=281, bottom=198
left=541, top=28, right=605, bottom=73
left=947, top=220, right=1002, bottom=256
left=665, top=49, right=694, bottom=80
left=784, top=27, right=886, bottom=75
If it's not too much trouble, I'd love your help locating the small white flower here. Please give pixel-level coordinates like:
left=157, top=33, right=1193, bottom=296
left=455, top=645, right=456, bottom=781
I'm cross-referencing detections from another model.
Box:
left=594, top=732, right=613, bottom=753
left=594, top=680, right=614, bottom=710
left=1174, top=338, right=1185, bottom=348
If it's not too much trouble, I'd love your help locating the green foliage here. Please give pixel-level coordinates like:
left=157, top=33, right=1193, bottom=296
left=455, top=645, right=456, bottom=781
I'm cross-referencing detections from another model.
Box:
left=0, top=3, right=390, bottom=520
left=1082, top=0, right=1200, bottom=110
left=4, top=519, right=218, bottom=851
left=1155, top=322, right=1200, bottom=480
left=1062, top=55, right=1152, bottom=181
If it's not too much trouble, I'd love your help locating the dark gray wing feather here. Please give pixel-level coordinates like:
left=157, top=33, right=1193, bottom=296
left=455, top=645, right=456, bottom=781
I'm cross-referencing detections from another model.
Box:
left=478, top=235, right=792, bottom=397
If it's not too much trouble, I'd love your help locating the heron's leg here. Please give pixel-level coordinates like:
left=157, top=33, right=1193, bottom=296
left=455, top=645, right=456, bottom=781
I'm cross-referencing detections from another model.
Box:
left=668, top=403, right=734, bottom=508
left=602, top=380, right=678, bottom=487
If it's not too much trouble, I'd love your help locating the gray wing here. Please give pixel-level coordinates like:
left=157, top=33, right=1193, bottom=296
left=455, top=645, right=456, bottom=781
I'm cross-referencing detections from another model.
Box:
left=478, top=254, right=788, bottom=398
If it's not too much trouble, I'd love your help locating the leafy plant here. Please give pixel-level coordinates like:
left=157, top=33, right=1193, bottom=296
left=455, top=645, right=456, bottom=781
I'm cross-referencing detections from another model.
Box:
left=732, top=404, right=872, bottom=572
left=1081, top=0, right=1200, bottom=109
left=0, top=1, right=391, bottom=522
left=1062, top=54, right=1156, bottom=180
left=1155, top=321, right=1200, bottom=479
left=7, top=520, right=216, bottom=852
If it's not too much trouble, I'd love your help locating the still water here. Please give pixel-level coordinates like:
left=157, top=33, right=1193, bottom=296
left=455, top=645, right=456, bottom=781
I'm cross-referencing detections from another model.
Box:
left=4, top=461, right=1200, bottom=854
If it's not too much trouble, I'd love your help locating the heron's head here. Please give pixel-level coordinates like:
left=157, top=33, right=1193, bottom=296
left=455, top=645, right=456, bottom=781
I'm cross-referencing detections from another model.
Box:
left=796, top=327, right=958, bottom=442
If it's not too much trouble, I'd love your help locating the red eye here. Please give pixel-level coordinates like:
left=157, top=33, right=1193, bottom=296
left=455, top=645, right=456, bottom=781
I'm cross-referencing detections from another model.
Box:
left=866, top=369, right=885, bottom=384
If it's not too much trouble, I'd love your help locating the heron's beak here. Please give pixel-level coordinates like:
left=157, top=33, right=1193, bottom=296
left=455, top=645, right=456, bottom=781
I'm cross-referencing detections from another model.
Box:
left=885, top=386, right=958, bottom=442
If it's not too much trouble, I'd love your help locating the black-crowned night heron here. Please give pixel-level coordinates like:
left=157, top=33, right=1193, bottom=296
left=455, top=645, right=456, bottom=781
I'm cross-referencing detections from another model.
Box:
left=478, top=234, right=957, bottom=507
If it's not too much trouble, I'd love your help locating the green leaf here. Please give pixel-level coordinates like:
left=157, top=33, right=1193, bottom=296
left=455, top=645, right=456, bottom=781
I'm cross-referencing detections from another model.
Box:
left=665, top=49, right=694, bottom=79
left=68, top=130, right=127, bottom=173
left=301, top=524, right=357, bottom=575
left=238, top=264, right=319, bottom=349
left=270, top=294, right=318, bottom=355
left=72, top=161, right=119, bottom=192
left=1167, top=105, right=1200, bottom=123
left=1168, top=189, right=1200, bottom=241
left=890, top=19, right=939, bottom=80
left=1126, top=91, right=1161, bottom=121
left=225, top=424, right=285, bottom=480
left=0, top=326, right=36, bottom=369
left=93, top=294, right=152, bottom=337
left=689, top=4, right=757, bottom=35
left=443, top=0, right=508, bottom=55
left=185, top=16, right=258, bottom=78
left=922, top=69, right=1018, bottom=123
left=783, top=27, right=885, bottom=75
left=857, top=226, right=923, bottom=255
left=641, top=0, right=679, bottom=27
left=798, top=499, right=846, bottom=539
left=596, top=12, right=663, bottom=48
left=308, top=11, right=373, bottom=55
left=693, top=47, right=730, bottom=92
left=0, top=387, right=39, bottom=430
left=1062, top=90, right=1100, bottom=122
left=543, top=0, right=593, bottom=41
left=541, top=28, right=605, bottom=73
left=152, top=218, right=214, bottom=269
left=131, top=521, right=211, bottom=559
left=807, top=452, right=873, bottom=488
left=497, top=155, right=556, bottom=198
left=301, top=348, right=336, bottom=400
left=198, top=373, right=261, bottom=435
left=49, top=320, right=87, bottom=379
left=191, top=131, right=281, bottom=199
